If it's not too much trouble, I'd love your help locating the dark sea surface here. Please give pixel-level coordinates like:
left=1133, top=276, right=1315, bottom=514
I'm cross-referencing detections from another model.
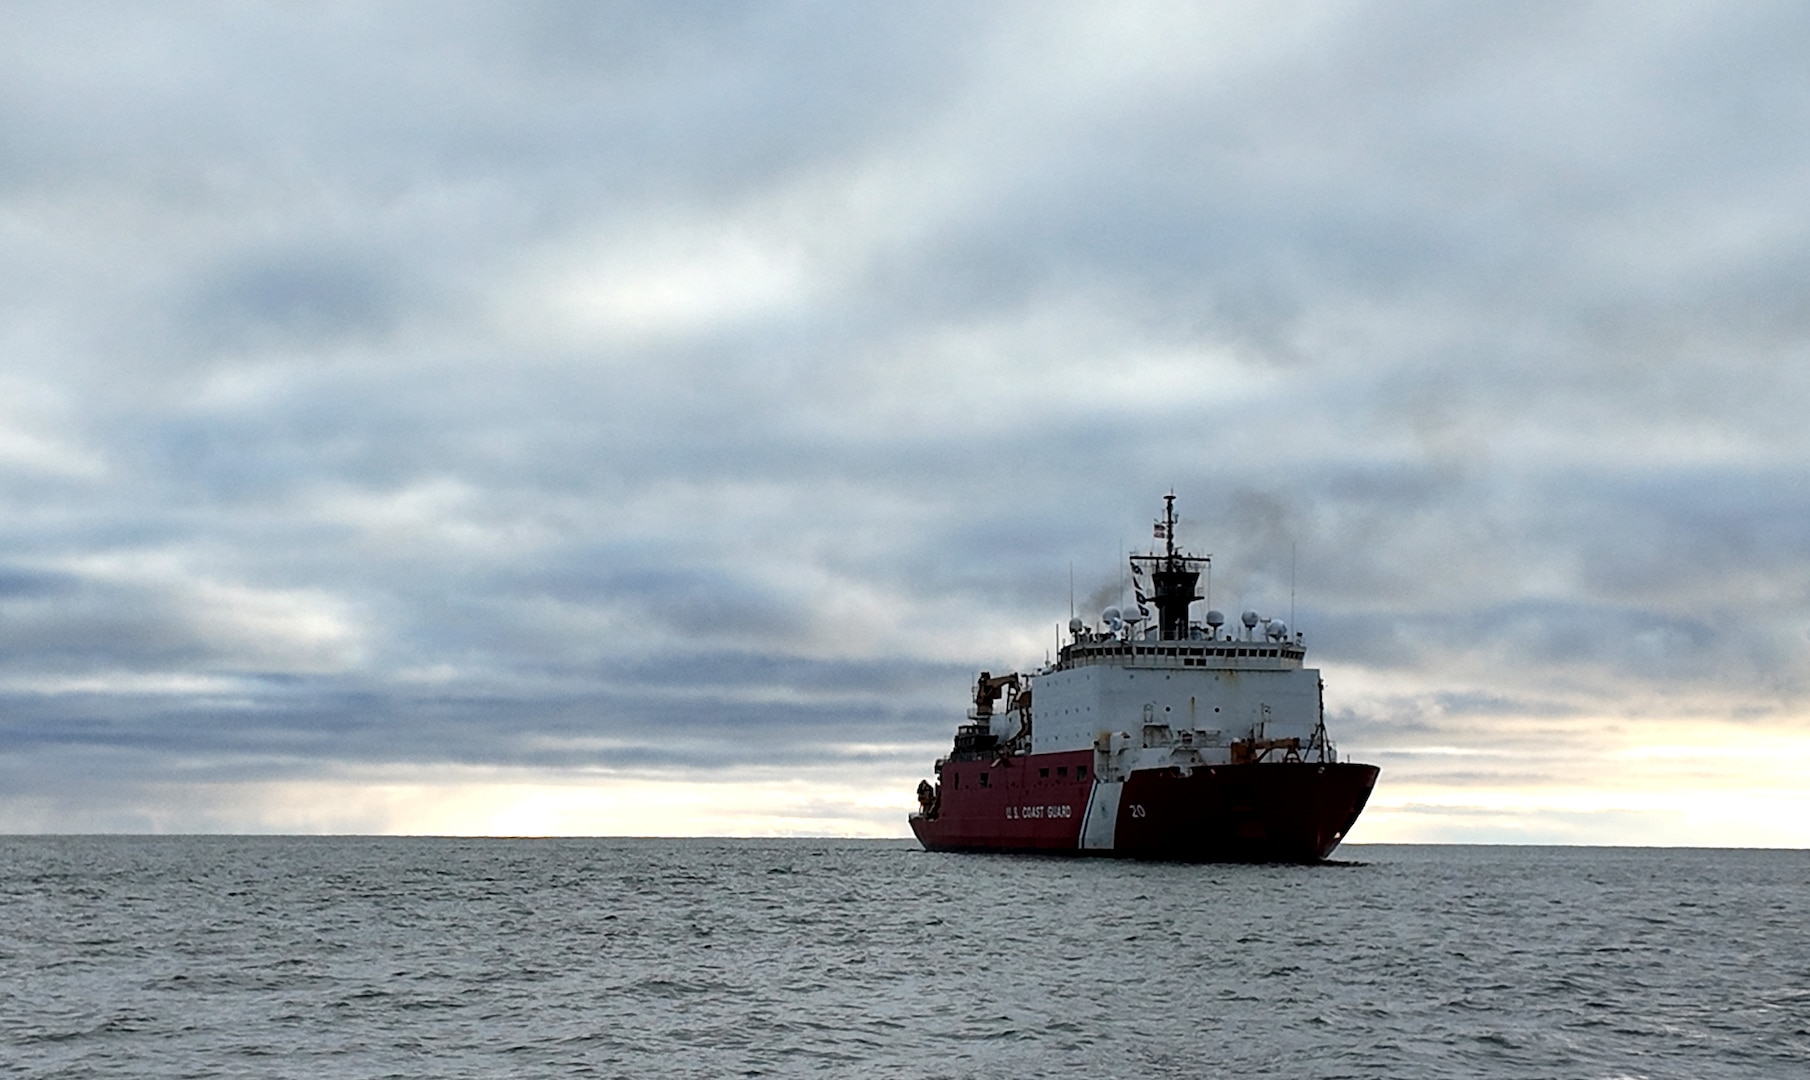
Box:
left=2, top=839, right=1805, bottom=1079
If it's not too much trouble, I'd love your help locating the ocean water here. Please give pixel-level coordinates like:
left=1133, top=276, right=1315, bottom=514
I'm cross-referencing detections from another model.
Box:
left=2, top=839, right=1805, bottom=1079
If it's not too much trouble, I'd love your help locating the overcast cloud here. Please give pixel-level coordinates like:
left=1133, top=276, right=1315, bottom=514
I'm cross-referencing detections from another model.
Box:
left=3, top=1, right=1808, bottom=841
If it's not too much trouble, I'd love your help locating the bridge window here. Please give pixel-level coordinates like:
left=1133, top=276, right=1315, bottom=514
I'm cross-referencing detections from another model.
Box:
left=1077, top=764, right=1088, bottom=779
left=979, top=772, right=990, bottom=788
left=1039, top=768, right=1049, bottom=778
left=1057, top=766, right=1068, bottom=777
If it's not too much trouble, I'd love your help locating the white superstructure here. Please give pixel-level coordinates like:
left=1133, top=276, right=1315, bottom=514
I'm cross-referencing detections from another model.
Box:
left=983, top=495, right=1336, bottom=781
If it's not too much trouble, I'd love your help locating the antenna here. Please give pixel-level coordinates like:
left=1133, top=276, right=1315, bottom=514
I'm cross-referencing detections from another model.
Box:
left=1069, top=561, right=1075, bottom=623
left=1291, top=541, right=1297, bottom=629
left=1163, top=491, right=1177, bottom=561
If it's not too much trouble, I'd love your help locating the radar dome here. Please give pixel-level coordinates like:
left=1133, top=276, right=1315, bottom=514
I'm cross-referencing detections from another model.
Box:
left=1241, top=610, right=1260, bottom=628
left=1101, top=606, right=1122, bottom=623
left=1267, top=619, right=1288, bottom=640
left=1205, top=609, right=1225, bottom=627
left=1068, top=617, right=1084, bottom=634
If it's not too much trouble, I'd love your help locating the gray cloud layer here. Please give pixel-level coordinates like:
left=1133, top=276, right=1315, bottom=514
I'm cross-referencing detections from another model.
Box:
left=3, top=2, right=1808, bottom=831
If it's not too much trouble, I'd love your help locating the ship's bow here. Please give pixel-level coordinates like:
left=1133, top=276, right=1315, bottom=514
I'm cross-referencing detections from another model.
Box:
left=1114, top=761, right=1379, bottom=862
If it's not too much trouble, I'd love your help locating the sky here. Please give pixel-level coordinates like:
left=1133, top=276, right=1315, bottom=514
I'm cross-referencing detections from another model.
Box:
left=3, top=1, right=1808, bottom=843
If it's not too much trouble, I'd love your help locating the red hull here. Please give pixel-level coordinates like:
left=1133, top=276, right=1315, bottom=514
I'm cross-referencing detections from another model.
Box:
left=910, top=751, right=1095, bottom=853
left=911, top=753, right=1378, bottom=863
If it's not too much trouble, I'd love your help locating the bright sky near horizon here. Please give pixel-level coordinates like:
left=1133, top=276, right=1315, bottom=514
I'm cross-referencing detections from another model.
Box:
left=3, top=2, right=1808, bottom=844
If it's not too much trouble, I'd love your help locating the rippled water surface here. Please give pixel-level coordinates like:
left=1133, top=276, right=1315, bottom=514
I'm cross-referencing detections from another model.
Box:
left=3, top=838, right=1806, bottom=1078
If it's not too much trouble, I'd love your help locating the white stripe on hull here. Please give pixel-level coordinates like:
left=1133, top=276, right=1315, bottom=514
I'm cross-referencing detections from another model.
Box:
left=1078, top=779, right=1122, bottom=850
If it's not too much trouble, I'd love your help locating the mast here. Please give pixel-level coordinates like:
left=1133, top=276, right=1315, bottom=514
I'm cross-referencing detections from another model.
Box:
left=1134, top=493, right=1206, bottom=640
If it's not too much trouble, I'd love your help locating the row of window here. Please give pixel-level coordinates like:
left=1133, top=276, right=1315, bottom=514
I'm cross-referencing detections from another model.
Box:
left=954, top=763, right=1089, bottom=790
left=1071, top=644, right=1295, bottom=660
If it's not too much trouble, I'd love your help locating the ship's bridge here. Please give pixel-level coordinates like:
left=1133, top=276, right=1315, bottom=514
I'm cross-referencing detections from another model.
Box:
left=1058, top=638, right=1305, bottom=672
